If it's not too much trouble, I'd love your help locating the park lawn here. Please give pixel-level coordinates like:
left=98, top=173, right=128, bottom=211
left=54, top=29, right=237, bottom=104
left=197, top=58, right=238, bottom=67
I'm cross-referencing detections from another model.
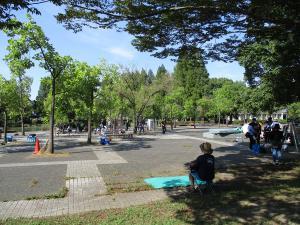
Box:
left=2, top=160, right=300, bottom=225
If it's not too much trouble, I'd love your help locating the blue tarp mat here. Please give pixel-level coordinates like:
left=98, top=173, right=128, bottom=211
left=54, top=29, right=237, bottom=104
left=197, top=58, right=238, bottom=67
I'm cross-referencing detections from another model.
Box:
left=144, top=176, right=206, bottom=189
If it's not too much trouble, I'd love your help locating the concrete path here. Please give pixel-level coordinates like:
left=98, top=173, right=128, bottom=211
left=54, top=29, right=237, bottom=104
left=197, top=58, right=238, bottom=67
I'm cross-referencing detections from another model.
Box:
left=0, top=139, right=180, bottom=219
left=0, top=132, right=254, bottom=219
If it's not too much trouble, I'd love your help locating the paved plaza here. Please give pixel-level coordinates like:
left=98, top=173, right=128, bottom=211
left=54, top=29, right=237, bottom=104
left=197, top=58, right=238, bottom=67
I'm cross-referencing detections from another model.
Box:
left=0, top=127, right=290, bottom=219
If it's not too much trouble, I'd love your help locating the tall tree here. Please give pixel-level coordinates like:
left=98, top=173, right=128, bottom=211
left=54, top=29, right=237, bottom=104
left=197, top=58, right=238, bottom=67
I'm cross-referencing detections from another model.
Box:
left=147, top=69, right=155, bottom=84
left=4, top=35, right=33, bottom=135
left=210, top=82, right=247, bottom=126
left=156, top=64, right=168, bottom=80
left=118, top=69, right=164, bottom=133
left=0, top=75, right=16, bottom=143
left=5, top=16, right=72, bottom=153
left=62, top=61, right=101, bottom=144
left=173, top=52, right=209, bottom=127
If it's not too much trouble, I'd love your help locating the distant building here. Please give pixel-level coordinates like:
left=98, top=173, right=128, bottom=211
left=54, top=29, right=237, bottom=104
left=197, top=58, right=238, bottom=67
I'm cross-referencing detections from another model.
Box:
left=236, top=108, right=288, bottom=121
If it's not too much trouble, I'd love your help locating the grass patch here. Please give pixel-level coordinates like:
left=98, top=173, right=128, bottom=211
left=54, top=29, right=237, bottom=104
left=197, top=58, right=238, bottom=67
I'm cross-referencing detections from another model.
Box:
left=102, top=180, right=154, bottom=195
left=3, top=161, right=300, bottom=225
left=25, top=187, right=68, bottom=200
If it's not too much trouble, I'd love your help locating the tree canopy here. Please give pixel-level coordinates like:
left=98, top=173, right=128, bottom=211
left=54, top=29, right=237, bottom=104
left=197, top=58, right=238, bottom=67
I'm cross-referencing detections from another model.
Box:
left=54, top=0, right=299, bottom=103
left=0, top=0, right=63, bottom=30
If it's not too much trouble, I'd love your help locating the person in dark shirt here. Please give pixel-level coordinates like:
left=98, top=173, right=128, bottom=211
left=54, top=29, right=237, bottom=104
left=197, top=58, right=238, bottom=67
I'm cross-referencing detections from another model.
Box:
left=263, top=117, right=273, bottom=143
left=270, top=123, right=284, bottom=165
left=188, top=142, right=215, bottom=191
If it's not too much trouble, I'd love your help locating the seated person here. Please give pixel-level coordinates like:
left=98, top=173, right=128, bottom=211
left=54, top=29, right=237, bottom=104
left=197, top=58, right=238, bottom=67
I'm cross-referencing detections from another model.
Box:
left=188, top=142, right=215, bottom=191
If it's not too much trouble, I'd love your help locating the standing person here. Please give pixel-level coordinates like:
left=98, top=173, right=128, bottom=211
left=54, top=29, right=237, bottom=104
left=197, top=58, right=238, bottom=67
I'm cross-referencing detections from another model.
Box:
left=102, top=119, right=107, bottom=128
left=246, top=118, right=258, bottom=150
left=126, top=121, right=130, bottom=131
left=187, top=142, right=215, bottom=191
left=270, top=123, right=284, bottom=165
left=263, top=117, right=273, bottom=143
left=161, top=120, right=166, bottom=134
left=250, top=118, right=262, bottom=144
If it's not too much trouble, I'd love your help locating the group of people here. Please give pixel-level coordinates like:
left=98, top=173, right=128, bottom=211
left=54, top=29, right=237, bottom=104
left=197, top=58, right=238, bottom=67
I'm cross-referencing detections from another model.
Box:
left=186, top=116, right=286, bottom=193
left=246, top=117, right=285, bottom=165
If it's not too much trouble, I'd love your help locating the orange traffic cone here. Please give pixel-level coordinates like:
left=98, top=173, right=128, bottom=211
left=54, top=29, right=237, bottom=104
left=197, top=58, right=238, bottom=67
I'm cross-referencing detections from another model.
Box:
left=33, top=137, right=40, bottom=154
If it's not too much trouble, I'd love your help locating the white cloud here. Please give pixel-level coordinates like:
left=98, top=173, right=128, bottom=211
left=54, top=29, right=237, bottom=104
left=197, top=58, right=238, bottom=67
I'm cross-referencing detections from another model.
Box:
left=108, top=47, right=134, bottom=60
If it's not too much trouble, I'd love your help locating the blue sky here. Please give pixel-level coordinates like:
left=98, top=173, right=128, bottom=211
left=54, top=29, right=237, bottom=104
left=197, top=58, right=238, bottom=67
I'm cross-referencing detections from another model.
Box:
left=0, top=4, right=245, bottom=100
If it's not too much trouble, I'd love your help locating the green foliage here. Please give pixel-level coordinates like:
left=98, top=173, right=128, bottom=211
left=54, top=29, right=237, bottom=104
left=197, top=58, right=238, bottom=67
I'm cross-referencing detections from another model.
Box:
left=56, top=1, right=299, bottom=104
left=173, top=52, right=209, bottom=120
left=210, top=82, right=247, bottom=117
left=204, top=78, right=233, bottom=97
left=156, top=64, right=168, bottom=80
left=288, top=102, right=300, bottom=120
left=0, top=75, right=16, bottom=113
left=238, top=40, right=299, bottom=104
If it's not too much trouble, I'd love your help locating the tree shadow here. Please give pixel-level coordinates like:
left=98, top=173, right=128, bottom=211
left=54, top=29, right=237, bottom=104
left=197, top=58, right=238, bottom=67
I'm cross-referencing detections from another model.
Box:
left=163, top=156, right=300, bottom=224
left=109, top=139, right=155, bottom=152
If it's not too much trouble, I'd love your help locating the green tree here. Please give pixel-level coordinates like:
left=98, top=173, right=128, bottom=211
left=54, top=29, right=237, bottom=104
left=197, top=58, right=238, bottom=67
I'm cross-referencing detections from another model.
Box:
left=5, top=16, right=72, bottom=153
left=4, top=36, right=33, bottom=135
left=147, top=69, right=155, bottom=84
left=57, top=1, right=299, bottom=103
left=204, top=78, right=233, bottom=97
left=118, top=69, right=163, bottom=133
left=288, top=102, right=300, bottom=121
left=164, top=87, right=184, bottom=129
left=210, top=82, right=247, bottom=126
left=66, top=62, right=101, bottom=144
left=34, top=77, right=51, bottom=119
left=173, top=52, right=209, bottom=127
left=238, top=40, right=299, bottom=105
left=156, top=65, right=168, bottom=80
left=96, top=63, right=124, bottom=130
left=0, top=75, right=17, bottom=143
left=197, top=97, right=212, bottom=124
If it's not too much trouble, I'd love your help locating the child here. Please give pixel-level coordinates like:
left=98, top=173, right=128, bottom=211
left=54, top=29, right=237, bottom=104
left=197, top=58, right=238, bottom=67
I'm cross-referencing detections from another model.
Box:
left=188, top=142, right=215, bottom=191
left=270, top=123, right=284, bottom=165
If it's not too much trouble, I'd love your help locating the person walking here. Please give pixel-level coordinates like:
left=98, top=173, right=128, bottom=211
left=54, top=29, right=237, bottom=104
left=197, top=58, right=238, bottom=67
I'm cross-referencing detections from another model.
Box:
left=270, top=123, right=284, bottom=165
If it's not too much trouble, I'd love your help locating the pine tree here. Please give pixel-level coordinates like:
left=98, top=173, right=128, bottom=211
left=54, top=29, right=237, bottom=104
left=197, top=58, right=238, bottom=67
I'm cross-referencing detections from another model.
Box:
left=156, top=64, right=168, bottom=80
left=173, top=52, right=209, bottom=126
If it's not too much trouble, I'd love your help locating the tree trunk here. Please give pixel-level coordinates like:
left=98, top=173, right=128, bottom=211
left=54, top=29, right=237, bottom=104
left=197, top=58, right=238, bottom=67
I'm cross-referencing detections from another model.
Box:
left=133, top=107, right=137, bottom=134
left=170, top=105, right=173, bottom=130
left=21, top=113, right=25, bottom=136
left=18, top=75, right=25, bottom=136
left=20, top=87, right=25, bottom=136
left=218, top=112, right=221, bottom=128
left=193, top=109, right=196, bottom=129
left=87, top=90, right=94, bottom=144
left=87, top=110, right=92, bottom=144
left=47, top=78, right=56, bottom=153
left=3, top=111, right=7, bottom=144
